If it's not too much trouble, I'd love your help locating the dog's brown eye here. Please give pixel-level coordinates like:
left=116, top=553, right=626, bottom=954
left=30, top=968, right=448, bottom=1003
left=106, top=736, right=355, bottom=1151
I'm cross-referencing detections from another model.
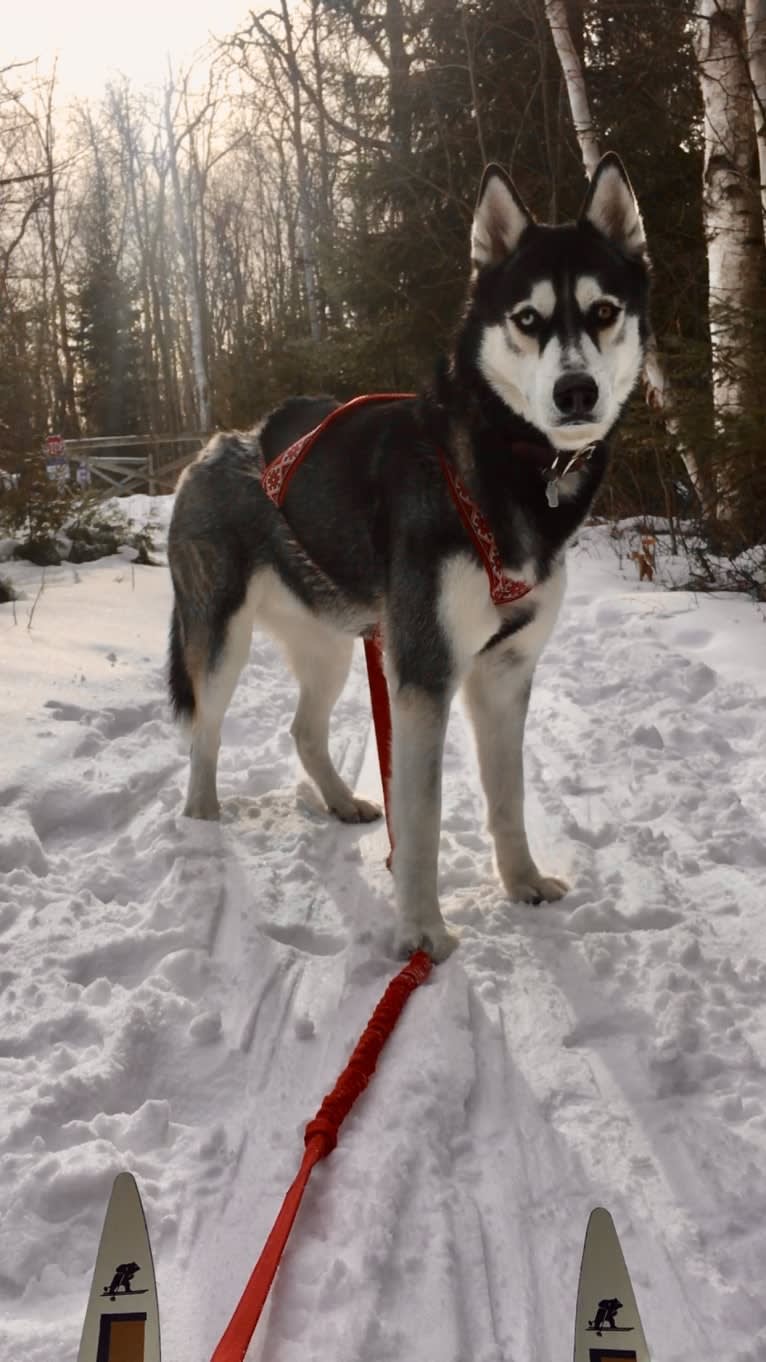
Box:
left=594, top=300, right=620, bottom=326
left=513, top=307, right=539, bottom=332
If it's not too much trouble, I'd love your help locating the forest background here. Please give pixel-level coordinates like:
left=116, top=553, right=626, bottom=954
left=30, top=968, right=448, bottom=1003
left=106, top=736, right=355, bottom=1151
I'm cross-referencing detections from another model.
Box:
left=1, top=0, right=765, bottom=562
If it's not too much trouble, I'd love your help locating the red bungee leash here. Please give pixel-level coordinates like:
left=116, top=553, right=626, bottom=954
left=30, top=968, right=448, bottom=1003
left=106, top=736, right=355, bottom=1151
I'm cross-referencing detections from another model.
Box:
left=209, top=950, right=433, bottom=1362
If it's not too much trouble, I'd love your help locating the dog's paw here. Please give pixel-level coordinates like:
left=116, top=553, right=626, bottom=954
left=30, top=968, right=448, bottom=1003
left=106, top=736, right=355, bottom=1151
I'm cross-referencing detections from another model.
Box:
left=330, top=795, right=383, bottom=824
left=507, top=872, right=569, bottom=905
left=395, top=919, right=459, bottom=964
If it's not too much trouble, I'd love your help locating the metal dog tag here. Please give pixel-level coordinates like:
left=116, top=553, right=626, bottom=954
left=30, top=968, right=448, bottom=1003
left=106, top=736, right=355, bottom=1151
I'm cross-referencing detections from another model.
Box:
left=545, top=477, right=560, bottom=508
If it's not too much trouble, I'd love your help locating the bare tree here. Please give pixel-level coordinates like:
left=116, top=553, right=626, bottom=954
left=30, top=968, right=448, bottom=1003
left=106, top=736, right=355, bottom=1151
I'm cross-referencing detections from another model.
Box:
left=16, top=65, right=82, bottom=438
left=235, top=5, right=324, bottom=341
left=164, top=73, right=213, bottom=430
left=0, top=67, right=48, bottom=292
left=108, top=84, right=165, bottom=435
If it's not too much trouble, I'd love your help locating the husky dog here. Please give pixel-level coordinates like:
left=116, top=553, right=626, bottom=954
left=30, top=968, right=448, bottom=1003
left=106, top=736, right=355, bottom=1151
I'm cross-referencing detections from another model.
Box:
left=168, top=154, right=650, bottom=962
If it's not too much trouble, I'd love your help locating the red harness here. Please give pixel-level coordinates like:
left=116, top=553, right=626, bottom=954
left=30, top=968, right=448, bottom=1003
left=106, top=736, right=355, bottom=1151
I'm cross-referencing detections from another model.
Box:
left=260, top=392, right=533, bottom=606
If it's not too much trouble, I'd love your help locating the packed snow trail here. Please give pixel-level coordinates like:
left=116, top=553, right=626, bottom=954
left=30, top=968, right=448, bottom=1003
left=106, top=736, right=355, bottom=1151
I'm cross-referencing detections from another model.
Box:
left=1, top=513, right=766, bottom=1361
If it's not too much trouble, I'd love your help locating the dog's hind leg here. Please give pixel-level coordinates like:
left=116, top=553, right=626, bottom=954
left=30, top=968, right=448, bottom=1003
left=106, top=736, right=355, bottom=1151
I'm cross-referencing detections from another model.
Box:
left=283, top=623, right=381, bottom=824
left=184, top=601, right=255, bottom=820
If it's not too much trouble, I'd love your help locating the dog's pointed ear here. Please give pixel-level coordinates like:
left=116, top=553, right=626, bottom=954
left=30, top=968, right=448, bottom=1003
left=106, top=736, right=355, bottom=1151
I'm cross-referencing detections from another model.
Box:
left=471, top=165, right=533, bottom=270
left=580, top=153, right=646, bottom=257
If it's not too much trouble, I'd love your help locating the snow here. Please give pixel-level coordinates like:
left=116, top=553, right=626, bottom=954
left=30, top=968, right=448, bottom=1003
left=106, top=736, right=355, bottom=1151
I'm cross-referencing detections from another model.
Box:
left=1, top=507, right=766, bottom=1361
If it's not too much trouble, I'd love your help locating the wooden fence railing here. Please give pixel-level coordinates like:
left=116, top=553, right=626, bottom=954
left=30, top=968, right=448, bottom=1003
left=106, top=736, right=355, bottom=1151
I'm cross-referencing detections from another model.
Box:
left=57, top=433, right=210, bottom=496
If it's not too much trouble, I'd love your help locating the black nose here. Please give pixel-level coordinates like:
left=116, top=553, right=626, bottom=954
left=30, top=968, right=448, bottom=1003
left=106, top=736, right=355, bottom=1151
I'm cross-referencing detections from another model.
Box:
left=553, top=372, right=598, bottom=418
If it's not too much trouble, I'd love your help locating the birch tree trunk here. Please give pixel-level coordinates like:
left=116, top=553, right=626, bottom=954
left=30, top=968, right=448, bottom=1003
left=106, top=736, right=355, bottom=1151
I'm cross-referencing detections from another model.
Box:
left=694, top=0, right=762, bottom=512
left=164, top=81, right=212, bottom=431
left=544, top=0, right=705, bottom=505
left=544, top=0, right=601, bottom=177
left=745, top=0, right=766, bottom=242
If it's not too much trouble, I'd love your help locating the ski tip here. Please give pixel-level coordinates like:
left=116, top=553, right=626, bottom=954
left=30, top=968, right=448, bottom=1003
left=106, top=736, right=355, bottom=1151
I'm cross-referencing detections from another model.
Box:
left=574, top=1205, right=651, bottom=1362
left=77, top=1170, right=161, bottom=1362
left=586, top=1205, right=615, bottom=1235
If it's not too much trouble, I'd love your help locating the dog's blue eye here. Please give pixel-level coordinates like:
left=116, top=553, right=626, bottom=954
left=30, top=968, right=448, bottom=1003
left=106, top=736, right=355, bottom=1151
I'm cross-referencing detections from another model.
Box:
left=513, top=308, right=539, bottom=331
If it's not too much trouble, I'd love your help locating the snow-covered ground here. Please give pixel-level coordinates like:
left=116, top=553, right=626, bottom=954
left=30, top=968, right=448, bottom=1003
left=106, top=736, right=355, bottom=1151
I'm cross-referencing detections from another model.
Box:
left=1, top=507, right=765, bottom=1362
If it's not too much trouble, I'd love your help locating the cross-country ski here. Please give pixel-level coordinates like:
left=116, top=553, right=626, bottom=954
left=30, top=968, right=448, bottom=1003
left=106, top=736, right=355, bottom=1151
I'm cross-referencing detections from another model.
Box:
left=574, top=1209, right=650, bottom=1362
left=77, top=1173, right=160, bottom=1362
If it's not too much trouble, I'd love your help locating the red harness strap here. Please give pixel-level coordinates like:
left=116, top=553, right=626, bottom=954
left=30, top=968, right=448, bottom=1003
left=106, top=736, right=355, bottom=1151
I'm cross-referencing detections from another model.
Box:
left=260, top=392, right=533, bottom=606
left=436, top=452, right=532, bottom=605
left=261, top=392, right=416, bottom=506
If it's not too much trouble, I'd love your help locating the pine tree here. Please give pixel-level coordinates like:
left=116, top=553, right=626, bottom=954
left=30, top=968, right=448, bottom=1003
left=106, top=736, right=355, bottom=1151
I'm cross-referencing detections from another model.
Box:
left=74, top=167, right=145, bottom=437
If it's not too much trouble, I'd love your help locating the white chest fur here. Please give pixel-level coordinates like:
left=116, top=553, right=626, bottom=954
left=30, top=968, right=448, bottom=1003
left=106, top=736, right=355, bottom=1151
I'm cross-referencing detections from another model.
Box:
left=438, top=553, right=567, bottom=675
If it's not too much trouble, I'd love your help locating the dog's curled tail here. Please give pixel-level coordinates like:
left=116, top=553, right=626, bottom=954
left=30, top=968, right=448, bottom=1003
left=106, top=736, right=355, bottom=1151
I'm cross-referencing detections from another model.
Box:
left=168, top=604, right=195, bottom=722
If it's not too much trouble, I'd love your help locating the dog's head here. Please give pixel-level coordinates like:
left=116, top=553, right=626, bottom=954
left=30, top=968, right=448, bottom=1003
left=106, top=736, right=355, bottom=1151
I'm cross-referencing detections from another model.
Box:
left=467, top=154, right=650, bottom=450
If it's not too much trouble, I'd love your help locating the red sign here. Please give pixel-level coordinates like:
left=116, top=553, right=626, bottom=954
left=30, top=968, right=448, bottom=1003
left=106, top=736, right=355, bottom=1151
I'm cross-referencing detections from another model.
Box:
left=46, top=434, right=64, bottom=457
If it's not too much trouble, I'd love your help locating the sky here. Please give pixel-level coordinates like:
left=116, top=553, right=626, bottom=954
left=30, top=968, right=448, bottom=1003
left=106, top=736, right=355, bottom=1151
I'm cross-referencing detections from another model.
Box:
left=5, top=0, right=253, bottom=100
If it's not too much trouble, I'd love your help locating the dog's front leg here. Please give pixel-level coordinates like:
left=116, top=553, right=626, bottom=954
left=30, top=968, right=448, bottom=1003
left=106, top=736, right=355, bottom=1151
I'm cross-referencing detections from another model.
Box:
left=463, top=648, right=568, bottom=905
left=389, top=684, right=458, bottom=962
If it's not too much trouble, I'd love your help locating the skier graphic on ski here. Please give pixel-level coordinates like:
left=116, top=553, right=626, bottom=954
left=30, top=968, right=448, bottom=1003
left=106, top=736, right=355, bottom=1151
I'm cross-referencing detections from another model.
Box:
left=102, top=1261, right=146, bottom=1301
left=587, top=1296, right=633, bottom=1336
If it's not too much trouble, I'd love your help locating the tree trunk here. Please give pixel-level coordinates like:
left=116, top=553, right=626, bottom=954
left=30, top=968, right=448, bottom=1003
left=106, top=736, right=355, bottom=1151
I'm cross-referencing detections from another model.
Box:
left=310, top=0, right=342, bottom=331
left=460, top=3, right=487, bottom=167
left=694, top=0, right=762, bottom=513
left=745, top=0, right=766, bottom=243
left=278, top=0, right=321, bottom=342
left=111, top=90, right=164, bottom=437
left=42, top=77, right=80, bottom=437
left=148, top=158, right=183, bottom=433
left=164, top=82, right=212, bottom=431
left=384, top=0, right=412, bottom=158
left=544, top=0, right=600, bottom=177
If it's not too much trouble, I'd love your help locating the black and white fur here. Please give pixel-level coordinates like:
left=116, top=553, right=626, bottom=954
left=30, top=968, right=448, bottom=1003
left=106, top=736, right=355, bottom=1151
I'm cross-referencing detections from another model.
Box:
left=167, top=153, right=650, bottom=962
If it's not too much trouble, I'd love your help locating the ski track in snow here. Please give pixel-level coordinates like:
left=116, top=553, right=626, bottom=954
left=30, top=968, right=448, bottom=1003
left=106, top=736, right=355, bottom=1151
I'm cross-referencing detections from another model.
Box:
left=1, top=510, right=765, bottom=1361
